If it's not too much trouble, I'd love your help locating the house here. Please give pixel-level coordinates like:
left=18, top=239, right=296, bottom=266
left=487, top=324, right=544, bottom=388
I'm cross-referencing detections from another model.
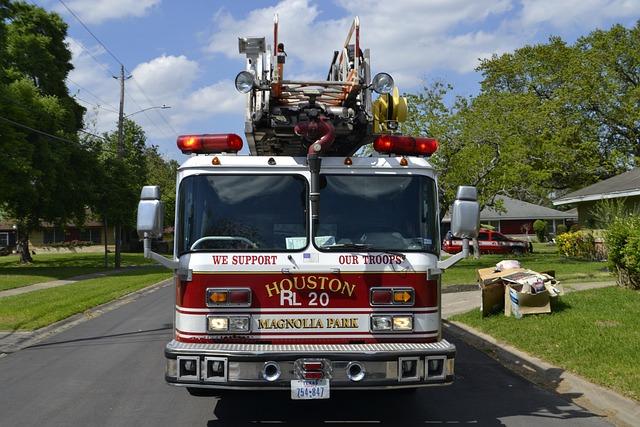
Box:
left=553, top=168, right=640, bottom=226
left=0, top=218, right=117, bottom=252
left=0, top=222, right=18, bottom=250
left=442, top=196, right=577, bottom=238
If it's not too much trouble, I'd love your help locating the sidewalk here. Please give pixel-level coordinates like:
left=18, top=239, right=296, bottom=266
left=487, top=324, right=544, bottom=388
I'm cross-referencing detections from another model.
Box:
left=442, top=280, right=615, bottom=319
left=0, top=266, right=156, bottom=298
left=442, top=281, right=640, bottom=427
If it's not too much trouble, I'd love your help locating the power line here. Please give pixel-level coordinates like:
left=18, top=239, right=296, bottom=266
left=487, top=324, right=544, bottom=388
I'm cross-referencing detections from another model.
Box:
left=0, top=114, right=118, bottom=154
left=124, top=91, right=174, bottom=139
left=127, top=75, right=178, bottom=136
left=0, top=114, right=106, bottom=145
left=56, top=0, right=176, bottom=138
left=57, top=0, right=124, bottom=68
left=67, top=77, right=118, bottom=110
left=74, top=96, right=119, bottom=114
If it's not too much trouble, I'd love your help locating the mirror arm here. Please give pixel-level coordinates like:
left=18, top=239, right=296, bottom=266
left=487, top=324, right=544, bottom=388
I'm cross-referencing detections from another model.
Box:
left=143, top=233, right=179, bottom=270
left=437, top=238, right=470, bottom=270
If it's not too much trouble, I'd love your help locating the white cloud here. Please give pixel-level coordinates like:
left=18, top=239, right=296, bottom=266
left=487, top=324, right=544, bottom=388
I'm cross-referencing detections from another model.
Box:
left=57, top=0, right=160, bottom=25
left=66, top=42, right=242, bottom=143
left=519, top=0, right=640, bottom=28
left=129, top=55, right=200, bottom=101
left=206, top=0, right=517, bottom=88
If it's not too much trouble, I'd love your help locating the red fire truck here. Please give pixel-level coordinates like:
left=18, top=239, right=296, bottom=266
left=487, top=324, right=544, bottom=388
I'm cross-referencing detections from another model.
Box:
left=137, top=16, right=479, bottom=399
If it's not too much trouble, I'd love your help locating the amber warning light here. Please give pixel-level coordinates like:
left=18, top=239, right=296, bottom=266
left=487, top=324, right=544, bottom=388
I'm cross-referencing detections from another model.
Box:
left=177, top=134, right=243, bottom=154
left=373, top=135, right=438, bottom=156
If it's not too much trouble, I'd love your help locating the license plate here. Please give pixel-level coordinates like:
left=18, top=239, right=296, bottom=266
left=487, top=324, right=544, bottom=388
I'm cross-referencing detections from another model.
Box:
left=290, top=379, right=330, bottom=400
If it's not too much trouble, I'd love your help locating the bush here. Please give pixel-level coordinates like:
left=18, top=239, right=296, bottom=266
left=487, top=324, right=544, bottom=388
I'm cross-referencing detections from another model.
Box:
left=605, top=215, right=640, bottom=289
left=556, top=224, right=568, bottom=235
left=533, top=219, right=548, bottom=242
left=556, top=230, right=597, bottom=260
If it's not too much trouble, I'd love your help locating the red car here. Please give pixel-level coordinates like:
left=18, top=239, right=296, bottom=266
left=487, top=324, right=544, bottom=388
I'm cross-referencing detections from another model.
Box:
left=443, top=229, right=531, bottom=255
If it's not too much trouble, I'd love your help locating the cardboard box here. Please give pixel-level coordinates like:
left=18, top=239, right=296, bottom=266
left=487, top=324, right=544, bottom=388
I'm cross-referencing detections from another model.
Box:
left=476, top=267, right=526, bottom=286
left=477, top=267, right=524, bottom=316
left=504, top=284, right=550, bottom=318
left=480, top=281, right=505, bottom=316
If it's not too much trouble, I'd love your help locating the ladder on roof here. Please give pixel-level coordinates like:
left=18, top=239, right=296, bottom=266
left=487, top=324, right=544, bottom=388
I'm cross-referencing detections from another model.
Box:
left=237, top=16, right=375, bottom=156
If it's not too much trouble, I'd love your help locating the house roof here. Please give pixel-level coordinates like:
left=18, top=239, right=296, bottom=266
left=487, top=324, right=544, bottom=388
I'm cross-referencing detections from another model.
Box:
left=553, top=168, right=640, bottom=206
left=443, top=196, right=577, bottom=222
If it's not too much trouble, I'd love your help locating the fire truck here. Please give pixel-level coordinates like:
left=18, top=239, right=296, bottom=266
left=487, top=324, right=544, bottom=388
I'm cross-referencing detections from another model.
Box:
left=136, top=16, right=479, bottom=399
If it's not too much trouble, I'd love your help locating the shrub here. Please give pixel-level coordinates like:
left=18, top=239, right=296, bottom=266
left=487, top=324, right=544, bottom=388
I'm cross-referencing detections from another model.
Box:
left=556, top=224, right=568, bottom=235
left=533, top=219, right=548, bottom=242
left=605, top=215, right=640, bottom=289
left=556, top=230, right=597, bottom=260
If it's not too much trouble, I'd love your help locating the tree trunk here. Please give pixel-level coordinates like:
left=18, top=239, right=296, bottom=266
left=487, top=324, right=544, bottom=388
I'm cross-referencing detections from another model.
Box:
left=103, top=217, right=108, bottom=269
left=18, top=233, right=33, bottom=264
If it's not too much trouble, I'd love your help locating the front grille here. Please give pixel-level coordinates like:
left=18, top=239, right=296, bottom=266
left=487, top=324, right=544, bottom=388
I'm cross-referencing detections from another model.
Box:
left=167, top=339, right=453, bottom=354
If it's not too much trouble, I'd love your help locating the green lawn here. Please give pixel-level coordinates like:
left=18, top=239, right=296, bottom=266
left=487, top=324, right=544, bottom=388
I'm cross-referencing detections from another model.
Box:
left=451, top=286, right=640, bottom=401
left=442, top=249, right=612, bottom=286
left=0, top=267, right=172, bottom=331
left=0, top=252, right=155, bottom=292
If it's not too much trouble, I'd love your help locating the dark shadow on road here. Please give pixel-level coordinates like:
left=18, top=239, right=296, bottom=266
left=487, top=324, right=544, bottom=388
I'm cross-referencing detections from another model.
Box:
left=200, top=333, right=606, bottom=426
left=24, top=324, right=172, bottom=349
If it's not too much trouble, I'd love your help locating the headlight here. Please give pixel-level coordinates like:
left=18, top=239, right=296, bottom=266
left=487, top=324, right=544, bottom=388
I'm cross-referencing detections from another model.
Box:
left=229, top=316, right=250, bottom=332
left=207, top=317, right=228, bottom=332
left=207, top=316, right=250, bottom=333
left=371, top=315, right=392, bottom=331
left=371, top=72, right=394, bottom=94
left=392, top=316, right=413, bottom=331
left=235, top=71, right=255, bottom=93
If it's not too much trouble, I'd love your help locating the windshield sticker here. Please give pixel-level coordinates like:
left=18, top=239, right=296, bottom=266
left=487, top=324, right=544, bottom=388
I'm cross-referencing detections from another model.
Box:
left=303, top=253, right=318, bottom=263
left=212, top=255, right=278, bottom=265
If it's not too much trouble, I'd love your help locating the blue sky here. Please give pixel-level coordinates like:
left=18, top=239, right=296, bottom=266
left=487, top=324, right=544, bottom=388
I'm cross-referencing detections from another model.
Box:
left=32, top=0, right=640, bottom=160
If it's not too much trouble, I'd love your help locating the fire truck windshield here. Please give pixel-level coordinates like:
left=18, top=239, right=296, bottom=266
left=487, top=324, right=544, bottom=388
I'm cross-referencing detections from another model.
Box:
left=315, top=174, right=440, bottom=254
left=177, top=174, right=308, bottom=254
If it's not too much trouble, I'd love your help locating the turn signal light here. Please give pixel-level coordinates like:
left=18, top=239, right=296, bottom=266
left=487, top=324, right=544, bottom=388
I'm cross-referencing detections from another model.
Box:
left=206, top=288, right=252, bottom=307
left=177, top=134, right=243, bottom=154
left=373, top=135, right=438, bottom=156
left=370, top=288, right=414, bottom=306
left=208, top=291, right=228, bottom=304
left=393, top=290, right=413, bottom=304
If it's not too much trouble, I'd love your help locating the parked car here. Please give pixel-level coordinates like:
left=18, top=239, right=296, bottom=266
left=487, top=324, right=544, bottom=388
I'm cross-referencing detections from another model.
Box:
left=443, top=229, right=531, bottom=255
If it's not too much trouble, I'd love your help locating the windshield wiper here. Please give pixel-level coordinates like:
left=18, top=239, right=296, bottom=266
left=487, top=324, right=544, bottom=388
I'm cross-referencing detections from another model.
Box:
left=321, top=243, right=372, bottom=251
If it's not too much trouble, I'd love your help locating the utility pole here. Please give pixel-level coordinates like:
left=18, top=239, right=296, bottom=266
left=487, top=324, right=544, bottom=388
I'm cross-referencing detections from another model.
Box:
left=114, top=65, right=131, bottom=269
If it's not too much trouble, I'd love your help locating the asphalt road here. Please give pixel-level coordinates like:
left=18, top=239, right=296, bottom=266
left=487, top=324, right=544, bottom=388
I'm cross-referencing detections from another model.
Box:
left=0, top=282, right=612, bottom=427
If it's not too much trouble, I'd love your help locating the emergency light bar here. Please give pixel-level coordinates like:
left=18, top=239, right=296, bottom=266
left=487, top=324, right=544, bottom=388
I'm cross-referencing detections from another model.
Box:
left=177, top=134, right=243, bottom=154
left=373, top=135, right=438, bottom=156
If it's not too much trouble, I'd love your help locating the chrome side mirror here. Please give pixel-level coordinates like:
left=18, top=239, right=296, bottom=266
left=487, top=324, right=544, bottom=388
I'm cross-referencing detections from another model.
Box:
left=451, top=186, right=479, bottom=239
left=137, top=185, right=164, bottom=239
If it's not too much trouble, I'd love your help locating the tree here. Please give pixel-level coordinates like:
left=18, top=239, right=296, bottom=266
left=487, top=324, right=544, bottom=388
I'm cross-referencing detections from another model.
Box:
left=145, top=145, right=178, bottom=227
left=89, top=119, right=148, bottom=266
left=404, top=22, right=640, bottom=225
left=0, top=2, right=88, bottom=263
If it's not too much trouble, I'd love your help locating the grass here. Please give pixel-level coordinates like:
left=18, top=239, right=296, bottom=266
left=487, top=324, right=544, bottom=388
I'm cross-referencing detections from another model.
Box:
left=0, top=267, right=172, bottom=331
left=451, top=286, right=640, bottom=401
left=442, top=246, right=612, bottom=287
left=0, top=252, right=155, bottom=292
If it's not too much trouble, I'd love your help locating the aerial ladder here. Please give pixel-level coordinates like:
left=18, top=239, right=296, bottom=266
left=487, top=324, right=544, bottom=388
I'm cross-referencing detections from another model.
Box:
left=234, top=15, right=408, bottom=157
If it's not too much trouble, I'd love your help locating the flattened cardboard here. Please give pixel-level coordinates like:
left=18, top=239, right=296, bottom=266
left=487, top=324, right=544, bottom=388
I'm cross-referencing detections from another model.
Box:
left=476, top=267, right=526, bottom=286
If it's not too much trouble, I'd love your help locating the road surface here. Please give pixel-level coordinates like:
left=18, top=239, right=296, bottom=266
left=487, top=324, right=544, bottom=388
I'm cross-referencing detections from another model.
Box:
left=0, top=282, right=612, bottom=426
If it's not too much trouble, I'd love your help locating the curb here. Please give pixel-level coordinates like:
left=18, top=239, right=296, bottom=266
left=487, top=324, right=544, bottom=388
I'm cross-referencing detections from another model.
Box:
left=0, top=265, right=164, bottom=299
left=444, top=320, right=640, bottom=427
left=0, top=278, right=173, bottom=356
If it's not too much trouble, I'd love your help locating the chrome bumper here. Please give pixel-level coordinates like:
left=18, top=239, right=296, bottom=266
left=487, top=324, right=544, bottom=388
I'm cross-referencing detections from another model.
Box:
left=165, top=340, right=455, bottom=390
